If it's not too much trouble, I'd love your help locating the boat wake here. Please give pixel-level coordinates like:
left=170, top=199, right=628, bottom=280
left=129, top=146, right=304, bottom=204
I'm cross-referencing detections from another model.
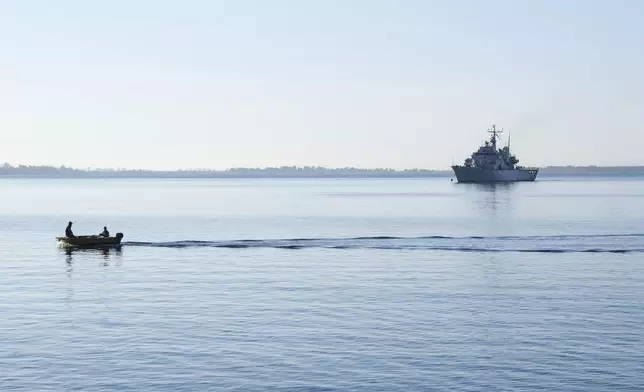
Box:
left=123, top=233, right=644, bottom=254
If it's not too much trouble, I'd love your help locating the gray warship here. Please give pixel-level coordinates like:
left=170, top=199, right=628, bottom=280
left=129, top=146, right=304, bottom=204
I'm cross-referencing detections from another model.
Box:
left=451, top=124, right=538, bottom=183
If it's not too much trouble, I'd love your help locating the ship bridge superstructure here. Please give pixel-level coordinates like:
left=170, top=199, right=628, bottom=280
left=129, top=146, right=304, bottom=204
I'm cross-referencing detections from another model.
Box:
left=463, top=124, right=519, bottom=170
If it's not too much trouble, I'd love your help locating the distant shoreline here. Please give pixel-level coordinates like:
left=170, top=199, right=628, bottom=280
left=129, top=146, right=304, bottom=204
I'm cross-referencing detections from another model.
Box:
left=2, top=164, right=644, bottom=178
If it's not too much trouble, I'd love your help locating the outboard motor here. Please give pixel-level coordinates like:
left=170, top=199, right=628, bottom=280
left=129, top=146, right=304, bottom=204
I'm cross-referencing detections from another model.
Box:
left=116, top=233, right=124, bottom=240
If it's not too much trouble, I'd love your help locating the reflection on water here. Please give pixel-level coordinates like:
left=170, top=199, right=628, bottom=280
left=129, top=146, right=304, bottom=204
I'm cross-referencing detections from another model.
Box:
left=461, top=182, right=518, bottom=214
left=466, top=182, right=518, bottom=192
left=63, top=246, right=123, bottom=267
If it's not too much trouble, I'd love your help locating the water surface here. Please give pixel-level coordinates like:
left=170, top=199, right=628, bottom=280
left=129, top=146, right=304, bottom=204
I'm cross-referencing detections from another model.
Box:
left=0, top=176, right=642, bottom=391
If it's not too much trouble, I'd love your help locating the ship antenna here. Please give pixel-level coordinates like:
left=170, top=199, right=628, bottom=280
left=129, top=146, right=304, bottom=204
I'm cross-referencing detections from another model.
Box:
left=487, top=123, right=502, bottom=151
left=508, top=127, right=511, bottom=153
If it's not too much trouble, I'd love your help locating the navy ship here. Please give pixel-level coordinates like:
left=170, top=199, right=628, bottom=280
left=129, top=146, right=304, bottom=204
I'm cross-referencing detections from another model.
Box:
left=452, top=124, right=538, bottom=183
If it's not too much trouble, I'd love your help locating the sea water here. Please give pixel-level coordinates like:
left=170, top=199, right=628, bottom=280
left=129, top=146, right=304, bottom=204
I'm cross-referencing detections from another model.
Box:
left=0, top=176, right=642, bottom=391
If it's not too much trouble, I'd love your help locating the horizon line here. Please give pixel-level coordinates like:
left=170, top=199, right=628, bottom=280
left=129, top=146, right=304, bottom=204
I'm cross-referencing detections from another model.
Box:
left=3, top=162, right=644, bottom=173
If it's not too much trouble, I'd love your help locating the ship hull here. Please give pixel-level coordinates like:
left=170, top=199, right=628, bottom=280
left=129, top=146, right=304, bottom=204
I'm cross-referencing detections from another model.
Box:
left=452, top=166, right=538, bottom=183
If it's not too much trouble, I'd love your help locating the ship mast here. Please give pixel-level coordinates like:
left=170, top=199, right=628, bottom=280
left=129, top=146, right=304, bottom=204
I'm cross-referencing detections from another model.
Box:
left=487, top=124, right=503, bottom=151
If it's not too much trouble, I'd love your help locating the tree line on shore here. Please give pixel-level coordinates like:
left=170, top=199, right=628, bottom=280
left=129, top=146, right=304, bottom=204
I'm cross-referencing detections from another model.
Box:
left=1, top=163, right=643, bottom=178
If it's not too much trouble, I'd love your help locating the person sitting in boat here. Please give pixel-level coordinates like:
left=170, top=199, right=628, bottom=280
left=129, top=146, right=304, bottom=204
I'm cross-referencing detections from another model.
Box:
left=99, top=226, right=110, bottom=237
left=65, top=221, right=75, bottom=238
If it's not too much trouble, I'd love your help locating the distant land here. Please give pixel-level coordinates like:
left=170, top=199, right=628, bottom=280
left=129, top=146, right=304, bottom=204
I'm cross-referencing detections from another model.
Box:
left=1, top=163, right=644, bottom=178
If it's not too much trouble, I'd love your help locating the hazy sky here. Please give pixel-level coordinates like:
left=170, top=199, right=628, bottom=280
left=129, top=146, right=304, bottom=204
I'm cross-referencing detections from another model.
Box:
left=2, top=0, right=643, bottom=169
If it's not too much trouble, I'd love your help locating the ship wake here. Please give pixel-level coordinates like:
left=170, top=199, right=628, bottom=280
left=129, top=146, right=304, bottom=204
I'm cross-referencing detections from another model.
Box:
left=124, top=233, right=644, bottom=254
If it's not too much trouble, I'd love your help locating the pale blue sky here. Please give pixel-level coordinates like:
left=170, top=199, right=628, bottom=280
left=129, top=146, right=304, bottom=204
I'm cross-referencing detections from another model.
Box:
left=2, top=0, right=643, bottom=169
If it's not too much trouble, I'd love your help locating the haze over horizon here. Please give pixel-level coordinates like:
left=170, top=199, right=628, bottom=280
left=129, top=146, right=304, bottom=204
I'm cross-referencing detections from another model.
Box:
left=3, top=0, right=644, bottom=170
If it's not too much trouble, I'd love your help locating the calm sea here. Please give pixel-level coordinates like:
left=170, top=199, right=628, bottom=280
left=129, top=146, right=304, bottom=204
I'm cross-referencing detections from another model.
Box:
left=1, top=176, right=643, bottom=391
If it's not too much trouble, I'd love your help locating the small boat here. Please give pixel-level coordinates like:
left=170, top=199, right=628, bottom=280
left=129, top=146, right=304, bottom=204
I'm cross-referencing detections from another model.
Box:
left=57, top=233, right=124, bottom=247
